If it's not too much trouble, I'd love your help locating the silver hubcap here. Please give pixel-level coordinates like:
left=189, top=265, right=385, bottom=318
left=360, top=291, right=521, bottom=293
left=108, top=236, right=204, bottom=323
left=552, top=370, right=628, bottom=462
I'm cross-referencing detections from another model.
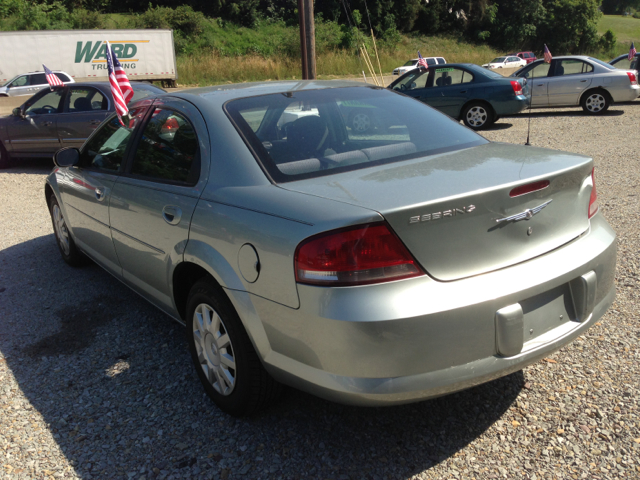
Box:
left=352, top=113, right=370, bottom=132
left=193, top=303, right=236, bottom=396
left=466, top=106, right=488, bottom=127
left=52, top=204, right=70, bottom=255
left=586, top=94, right=605, bottom=112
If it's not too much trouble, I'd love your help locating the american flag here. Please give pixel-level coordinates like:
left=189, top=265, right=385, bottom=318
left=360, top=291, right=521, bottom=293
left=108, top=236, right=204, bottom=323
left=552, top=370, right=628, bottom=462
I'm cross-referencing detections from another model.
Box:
left=105, top=41, right=134, bottom=123
left=629, top=42, right=637, bottom=62
left=543, top=44, right=552, bottom=64
left=43, top=64, right=64, bottom=90
left=417, top=51, right=429, bottom=69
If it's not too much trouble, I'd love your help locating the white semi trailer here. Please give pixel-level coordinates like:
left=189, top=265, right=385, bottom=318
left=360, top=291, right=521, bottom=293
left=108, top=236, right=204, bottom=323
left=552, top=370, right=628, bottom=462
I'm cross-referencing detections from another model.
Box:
left=0, top=29, right=177, bottom=88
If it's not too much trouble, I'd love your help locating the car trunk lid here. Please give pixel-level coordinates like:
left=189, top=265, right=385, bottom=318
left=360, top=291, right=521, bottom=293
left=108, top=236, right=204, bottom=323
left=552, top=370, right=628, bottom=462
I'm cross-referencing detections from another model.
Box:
left=280, top=142, right=594, bottom=281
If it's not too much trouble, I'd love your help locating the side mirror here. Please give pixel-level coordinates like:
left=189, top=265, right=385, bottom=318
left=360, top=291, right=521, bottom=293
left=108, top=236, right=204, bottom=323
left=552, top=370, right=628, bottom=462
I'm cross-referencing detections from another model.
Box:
left=12, top=107, right=24, bottom=118
left=54, top=147, right=80, bottom=167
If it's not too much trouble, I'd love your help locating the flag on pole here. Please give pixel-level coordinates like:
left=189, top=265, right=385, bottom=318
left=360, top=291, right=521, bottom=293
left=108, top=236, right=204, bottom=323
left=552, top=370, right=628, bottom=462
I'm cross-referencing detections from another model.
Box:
left=43, top=64, right=64, bottom=90
left=543, top=44, right=552, bottom=64
left=105, top=41, right=134, bottom=123
left=629, top=42, right=637, bottom=61
left=417, top=51, right=429, bottom=69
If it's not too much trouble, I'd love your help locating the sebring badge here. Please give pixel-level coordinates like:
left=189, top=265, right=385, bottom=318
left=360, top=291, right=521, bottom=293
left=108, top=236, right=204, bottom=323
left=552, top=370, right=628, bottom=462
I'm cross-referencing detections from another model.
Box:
left=409, top=205, right=476, bottom=224
left=495, top=199, right=552, bottom=223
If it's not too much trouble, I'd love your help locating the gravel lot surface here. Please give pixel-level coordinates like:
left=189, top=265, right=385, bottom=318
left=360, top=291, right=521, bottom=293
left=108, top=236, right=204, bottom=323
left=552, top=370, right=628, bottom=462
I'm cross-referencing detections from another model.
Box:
left=1, top=103, right=639, bottom=480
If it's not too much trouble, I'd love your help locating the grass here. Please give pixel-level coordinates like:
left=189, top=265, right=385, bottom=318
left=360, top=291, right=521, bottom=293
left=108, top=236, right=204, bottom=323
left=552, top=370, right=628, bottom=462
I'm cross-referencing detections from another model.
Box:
left=177, top=35, right=503, bottom=86
left=598, top=14, right=640, bottom=45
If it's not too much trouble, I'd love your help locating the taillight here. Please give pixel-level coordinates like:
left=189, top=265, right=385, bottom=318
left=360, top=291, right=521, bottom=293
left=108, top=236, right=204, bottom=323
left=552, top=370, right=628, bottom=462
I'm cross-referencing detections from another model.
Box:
left=510, top=80, right=523, bottom=96
left=295, top=222, right=423, bottom=286
left=627, top=71, right=637, bottom=85
left=588, top=168, right=599, bottom=219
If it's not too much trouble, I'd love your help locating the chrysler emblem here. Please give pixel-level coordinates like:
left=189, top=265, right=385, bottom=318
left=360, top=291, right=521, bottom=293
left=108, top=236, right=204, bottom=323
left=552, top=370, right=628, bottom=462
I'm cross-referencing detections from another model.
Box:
left=495, top=200, right=552, bottom=224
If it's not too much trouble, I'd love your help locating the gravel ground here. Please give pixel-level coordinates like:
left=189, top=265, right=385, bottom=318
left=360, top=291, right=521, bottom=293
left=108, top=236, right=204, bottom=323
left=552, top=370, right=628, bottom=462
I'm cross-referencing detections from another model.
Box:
left=1, top=103, right=639, bottom=480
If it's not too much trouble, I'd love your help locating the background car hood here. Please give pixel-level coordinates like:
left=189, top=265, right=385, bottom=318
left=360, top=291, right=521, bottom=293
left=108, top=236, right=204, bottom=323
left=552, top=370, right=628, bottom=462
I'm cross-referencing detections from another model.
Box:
left=280, top=142, right=593, bottom=281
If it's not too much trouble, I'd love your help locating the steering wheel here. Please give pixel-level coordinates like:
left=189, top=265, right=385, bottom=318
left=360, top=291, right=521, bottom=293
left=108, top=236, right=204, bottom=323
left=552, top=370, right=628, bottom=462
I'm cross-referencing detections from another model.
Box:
left=40, top=105, right=56, bottom=114
left=399, top=84, right=407, bottom=91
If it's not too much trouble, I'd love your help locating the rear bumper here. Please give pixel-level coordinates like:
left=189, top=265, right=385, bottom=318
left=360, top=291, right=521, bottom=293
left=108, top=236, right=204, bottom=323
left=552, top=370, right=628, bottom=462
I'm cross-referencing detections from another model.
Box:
left=608, top=84, right=640, bottom=102
left=493, top=95, right=530, bottom=116
left=241, top=213, right=616, bottom=406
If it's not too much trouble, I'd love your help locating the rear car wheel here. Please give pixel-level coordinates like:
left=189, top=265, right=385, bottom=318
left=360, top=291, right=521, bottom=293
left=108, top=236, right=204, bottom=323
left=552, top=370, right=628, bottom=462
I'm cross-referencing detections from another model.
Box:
left=186, top=280, right=281, bottom=416
left=581, top=90, right=610, bottom=114
left=48, top=195, right=87, bottom=267
left=462, top=102, right=494, bottom=130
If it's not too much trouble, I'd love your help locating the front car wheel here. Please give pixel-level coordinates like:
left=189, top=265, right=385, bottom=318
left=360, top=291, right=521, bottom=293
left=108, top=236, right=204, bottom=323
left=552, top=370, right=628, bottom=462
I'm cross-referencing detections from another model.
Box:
left=48, top=195, right=87, bottom=267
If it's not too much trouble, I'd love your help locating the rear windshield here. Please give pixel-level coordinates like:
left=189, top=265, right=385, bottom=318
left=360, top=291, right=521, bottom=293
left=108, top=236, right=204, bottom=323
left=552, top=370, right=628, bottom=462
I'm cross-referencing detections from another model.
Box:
left=225, top=86, right=486, bottom=182
left=588, top=57, right=616, bottom=70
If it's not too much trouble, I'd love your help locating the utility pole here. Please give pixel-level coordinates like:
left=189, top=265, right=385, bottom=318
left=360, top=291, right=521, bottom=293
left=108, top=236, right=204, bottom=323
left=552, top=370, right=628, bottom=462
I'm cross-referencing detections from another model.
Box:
left=298, top=0, right=316, bottom=79
left=297, top=0, right=308, bottom=79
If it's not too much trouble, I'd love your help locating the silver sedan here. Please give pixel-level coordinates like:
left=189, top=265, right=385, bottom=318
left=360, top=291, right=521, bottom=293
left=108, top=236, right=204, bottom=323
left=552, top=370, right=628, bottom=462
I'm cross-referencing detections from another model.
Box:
left=511, top=55, right=639, bottom=113
left=45, top=81, right=616, bottom=416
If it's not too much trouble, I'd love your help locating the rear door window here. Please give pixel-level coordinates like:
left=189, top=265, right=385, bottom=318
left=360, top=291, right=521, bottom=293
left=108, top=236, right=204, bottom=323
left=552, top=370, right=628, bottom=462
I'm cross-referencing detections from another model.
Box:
left=556, top=60, right=593, bottom=75
left=30, top=73, right=47, bottom=85
left=129, top=109, right=200, bottom=184
left=65, top=87, right=108, bottom=112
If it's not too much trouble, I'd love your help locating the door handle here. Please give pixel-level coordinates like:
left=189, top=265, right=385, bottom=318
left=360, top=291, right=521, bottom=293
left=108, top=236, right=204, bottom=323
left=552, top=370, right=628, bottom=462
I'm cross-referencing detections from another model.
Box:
left=95, top=187, right=106, bottom=201
left=89, top=119, right=101, bottom=125
left=537, top=84, right=544, bottom=86
left=580, top=80, right=588, bottom=83
left=162, top=205, right=182, bottom=225
left=43, top=121, right=52, bottom=127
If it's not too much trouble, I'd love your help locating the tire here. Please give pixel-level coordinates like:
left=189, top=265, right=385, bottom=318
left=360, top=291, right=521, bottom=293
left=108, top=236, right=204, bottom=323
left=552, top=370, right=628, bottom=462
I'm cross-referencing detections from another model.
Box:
left=581, top=90, right=610, bottom=114
left=462, top=102, right=495, bottom=130
left=0, top=142, right=10, bottom=169
left=48, top=195, right=87, bottom=267
left=349, top=110, right=372, bottom=133
left=186, top=280, right=281, bottom=416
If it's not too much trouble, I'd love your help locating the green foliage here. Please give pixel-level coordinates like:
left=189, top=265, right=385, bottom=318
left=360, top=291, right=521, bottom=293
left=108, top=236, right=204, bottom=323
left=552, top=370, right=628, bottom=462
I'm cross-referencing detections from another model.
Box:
left=600, top=29, right=618, bottom=52
left=634, top=11, right=640, bottom=17
left=69, top=9, right=106, bottom=29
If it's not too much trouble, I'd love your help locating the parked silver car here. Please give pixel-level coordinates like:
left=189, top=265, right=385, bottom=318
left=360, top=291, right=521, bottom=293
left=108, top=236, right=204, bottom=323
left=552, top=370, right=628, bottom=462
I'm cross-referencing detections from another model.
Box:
left=0, top=70, right=74, bottom=97
left=45, top=81, right=616, bottom=416
left=511, top=55, right=639, bottom=113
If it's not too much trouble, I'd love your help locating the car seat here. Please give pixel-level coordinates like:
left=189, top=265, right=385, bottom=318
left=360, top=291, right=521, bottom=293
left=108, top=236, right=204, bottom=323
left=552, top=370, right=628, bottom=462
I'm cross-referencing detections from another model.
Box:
left=73, top=97, right=92, bottom=112
left=287, top=115, right=328, bottom=160
left=556, top=65, right=564, bottom=76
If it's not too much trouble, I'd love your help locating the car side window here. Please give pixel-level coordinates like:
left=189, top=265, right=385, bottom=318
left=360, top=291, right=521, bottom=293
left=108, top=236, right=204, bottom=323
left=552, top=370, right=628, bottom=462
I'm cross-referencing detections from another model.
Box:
left=57, top=73, right=71, bottom=83
left=65, top=87, right=108, bottom=113
left=130, top=109, right=200, bottom=184
left=434, top=67, right=473, bottom=86
left=30, top=73, right=47, bottom=85
left=556, top=60, right=593, bottom=76
left=10, top=76, right=29, bottom=87
left=79, top=107, right=147, bottom=172
left=393, top=70, right=429, bottom=91
left=24, top=90, right=65, bottom=115
left=521, top=62, right=551, bottom=79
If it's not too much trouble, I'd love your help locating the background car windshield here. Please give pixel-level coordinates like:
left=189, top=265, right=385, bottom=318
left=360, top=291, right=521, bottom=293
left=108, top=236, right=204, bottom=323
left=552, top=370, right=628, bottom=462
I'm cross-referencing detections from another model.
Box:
left=225, top=87, right=486, bottom=182
left=491, top=57, right=506, bottom=63
left=403, top=60, right=416, bottom=66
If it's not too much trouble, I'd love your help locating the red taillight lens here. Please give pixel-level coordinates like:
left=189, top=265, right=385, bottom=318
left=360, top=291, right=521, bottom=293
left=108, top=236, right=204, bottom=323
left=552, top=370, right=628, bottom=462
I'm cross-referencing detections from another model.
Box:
left=588, top=168, right=599, bottom=218
left=295, top=223, right=423, bottom=286
left=627, top=71, right=637, bottom=85
left=509, top=180, right=550, bottom=197
left=510, top=80, right=523, bottom=96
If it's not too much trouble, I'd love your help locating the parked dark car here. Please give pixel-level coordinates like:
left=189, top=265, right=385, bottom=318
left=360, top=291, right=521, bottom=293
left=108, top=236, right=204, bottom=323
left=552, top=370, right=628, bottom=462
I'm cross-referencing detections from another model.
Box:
left=609, top=53, right=639, bottom=71
left=388, top=63, right=530, bottom=130
left=0, top=82, right=165, bottom=168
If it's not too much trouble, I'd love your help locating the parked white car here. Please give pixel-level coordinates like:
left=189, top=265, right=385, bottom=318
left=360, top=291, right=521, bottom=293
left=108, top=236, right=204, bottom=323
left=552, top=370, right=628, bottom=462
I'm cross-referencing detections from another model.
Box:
left=0, top=71, right=74, bottom=97
left=393, top=56, right=446, bottom=75
left=511, top=55, right=640, bottom=113
left=482, top=56, right=527, bottom=70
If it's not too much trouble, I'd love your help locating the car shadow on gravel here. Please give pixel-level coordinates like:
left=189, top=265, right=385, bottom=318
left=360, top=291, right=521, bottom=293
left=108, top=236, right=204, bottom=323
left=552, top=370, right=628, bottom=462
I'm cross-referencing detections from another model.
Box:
left=1, top=235, right=524, bottom=480
left=1, top=156, right=54, bottom=173
left=511, top=109, right=624, bottom=119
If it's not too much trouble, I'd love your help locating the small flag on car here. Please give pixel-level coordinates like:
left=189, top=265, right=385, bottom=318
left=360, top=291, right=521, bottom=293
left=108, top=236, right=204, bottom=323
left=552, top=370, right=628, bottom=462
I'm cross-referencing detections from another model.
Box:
left=43, top=64, right=64, bottom=90
left=543, top=44, right=552, bottom=64
left=105, top=40, right=134, bottom=124
left=417, top=51, right=429, bottom=69
left=629, top=42, right=637, bottom=62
